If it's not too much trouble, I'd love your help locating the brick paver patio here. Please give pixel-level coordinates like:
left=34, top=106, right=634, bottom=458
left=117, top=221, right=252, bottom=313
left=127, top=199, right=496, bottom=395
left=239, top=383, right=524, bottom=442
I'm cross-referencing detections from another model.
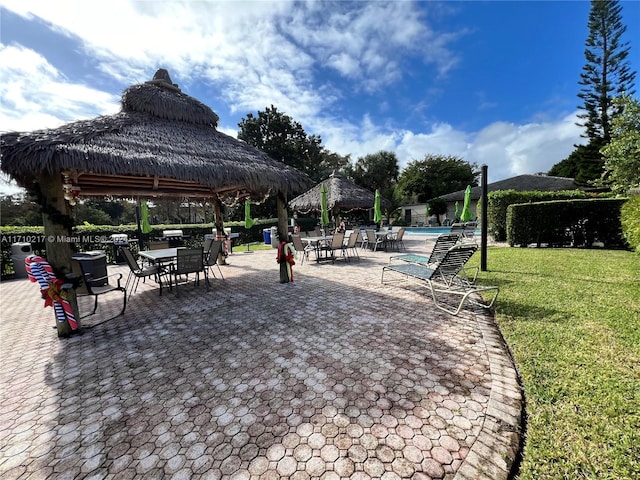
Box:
left=0, top=236, right=522, bottom=479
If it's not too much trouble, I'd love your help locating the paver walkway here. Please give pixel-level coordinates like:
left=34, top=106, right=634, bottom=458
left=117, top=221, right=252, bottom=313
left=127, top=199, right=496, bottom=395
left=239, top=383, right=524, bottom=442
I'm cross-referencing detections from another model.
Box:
left=0, top=236, right=522, bottom=479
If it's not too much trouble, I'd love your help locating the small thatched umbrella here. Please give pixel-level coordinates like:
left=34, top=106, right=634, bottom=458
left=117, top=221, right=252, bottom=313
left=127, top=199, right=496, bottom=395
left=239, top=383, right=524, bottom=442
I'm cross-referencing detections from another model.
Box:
left=289, top=172, right=390, bottom=223
left=1, top=69, right=312, bottom=335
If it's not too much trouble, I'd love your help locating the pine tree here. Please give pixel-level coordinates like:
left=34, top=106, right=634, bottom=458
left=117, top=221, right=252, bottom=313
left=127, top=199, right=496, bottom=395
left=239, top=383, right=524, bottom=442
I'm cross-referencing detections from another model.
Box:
left=577, top=0, right=636, bottom=144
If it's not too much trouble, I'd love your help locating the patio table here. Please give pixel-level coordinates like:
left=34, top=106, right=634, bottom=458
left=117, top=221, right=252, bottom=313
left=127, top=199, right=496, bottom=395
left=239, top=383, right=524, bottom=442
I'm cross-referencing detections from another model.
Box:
left=138, top=247, right=181, bottom=295
left=301, top=236, right=333, bottom=263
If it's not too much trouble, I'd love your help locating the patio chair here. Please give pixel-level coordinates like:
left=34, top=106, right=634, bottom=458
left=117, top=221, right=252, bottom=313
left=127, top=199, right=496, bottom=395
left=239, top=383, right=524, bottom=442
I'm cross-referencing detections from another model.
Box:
left=203, top=240, right=224, bottom=280
left=358, top=229, right=368, bottom=250
left=343, top=230, right=360, bottom=261
left=319, top=231, right=345, bottom=263
left=171, top=248, right=208, bottom=297
left=366, top=229, right=385, bottom=252
left=75, top=257, right=127, bottom=321
left=291, top=234, right=313, bottom=265
left=463, top=221, right=478, bottom=239
left=396, top=227, right=407, bottom=251
left=121, top=246, right=166, bottom=295
left=381, top=243, right=498, bottom=315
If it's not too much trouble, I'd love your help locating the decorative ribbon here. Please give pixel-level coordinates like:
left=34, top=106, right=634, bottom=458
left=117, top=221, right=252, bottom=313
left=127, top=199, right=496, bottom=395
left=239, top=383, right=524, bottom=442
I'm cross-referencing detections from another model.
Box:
left=277, top=241, right=296, bottom=282
left=25, top=254, right=77, bottom=330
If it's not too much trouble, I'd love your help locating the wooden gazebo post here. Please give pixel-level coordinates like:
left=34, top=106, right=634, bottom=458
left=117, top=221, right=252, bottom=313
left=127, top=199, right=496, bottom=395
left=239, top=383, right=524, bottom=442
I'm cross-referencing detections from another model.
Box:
left=38, top=172, right=82, bottom=337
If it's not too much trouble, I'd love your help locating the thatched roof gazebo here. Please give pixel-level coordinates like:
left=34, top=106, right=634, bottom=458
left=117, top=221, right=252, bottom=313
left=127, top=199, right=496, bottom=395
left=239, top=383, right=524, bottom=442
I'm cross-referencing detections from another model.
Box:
left=0, top=69, right=312, bottom=335
left=1, top=69, right=311, bottom=200
left=289, top=171, right=390, bottom=221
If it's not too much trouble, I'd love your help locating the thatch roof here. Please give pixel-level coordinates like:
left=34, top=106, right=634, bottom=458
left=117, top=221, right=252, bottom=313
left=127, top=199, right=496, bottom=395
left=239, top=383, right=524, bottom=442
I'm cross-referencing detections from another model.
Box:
left=434, top=174, right=582, bottom=202
left=0, top=69, right=312, bottom=199
left=288, top=172, right=390, bottom=212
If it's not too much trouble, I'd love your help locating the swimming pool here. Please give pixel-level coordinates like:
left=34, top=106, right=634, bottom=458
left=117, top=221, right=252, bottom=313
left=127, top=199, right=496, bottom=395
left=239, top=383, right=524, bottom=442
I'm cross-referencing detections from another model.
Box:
left=404, top=226, right=481, bottom=236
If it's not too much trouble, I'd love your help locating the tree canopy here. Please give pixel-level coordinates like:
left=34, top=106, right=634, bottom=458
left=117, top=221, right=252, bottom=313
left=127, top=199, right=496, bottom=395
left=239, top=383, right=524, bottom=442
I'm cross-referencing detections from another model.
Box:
left=346, top=151, right=400, bottom=194
left=551, top=0, right=637, bottom=184
left=398, top=154, right=478, bottom=203
left=237, top=105, right=349, bottom=184
left=600, top=94, right=640, bottom=193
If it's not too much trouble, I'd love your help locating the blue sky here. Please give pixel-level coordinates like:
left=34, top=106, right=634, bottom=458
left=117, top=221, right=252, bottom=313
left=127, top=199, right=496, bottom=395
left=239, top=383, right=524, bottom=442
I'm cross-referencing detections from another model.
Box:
left=1, top=0, right=639, bottom=195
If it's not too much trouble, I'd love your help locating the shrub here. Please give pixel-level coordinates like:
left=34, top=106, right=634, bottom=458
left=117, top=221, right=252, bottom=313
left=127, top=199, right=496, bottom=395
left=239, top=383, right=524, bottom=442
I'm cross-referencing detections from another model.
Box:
left=621, top=194, right=640, bottom=253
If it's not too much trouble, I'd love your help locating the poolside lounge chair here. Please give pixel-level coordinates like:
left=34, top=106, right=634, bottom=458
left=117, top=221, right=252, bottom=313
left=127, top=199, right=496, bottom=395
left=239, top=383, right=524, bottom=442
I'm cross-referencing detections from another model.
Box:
left=391, top=233, right=478, bottom=284
left=381, top=243, right=498, bottom=315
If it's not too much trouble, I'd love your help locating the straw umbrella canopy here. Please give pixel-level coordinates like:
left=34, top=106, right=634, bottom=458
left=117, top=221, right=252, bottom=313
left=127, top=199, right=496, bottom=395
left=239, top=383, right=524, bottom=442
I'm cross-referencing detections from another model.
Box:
left=288, top=172, right=390, bottom=217
left=1, top=69, right=311, bottom=201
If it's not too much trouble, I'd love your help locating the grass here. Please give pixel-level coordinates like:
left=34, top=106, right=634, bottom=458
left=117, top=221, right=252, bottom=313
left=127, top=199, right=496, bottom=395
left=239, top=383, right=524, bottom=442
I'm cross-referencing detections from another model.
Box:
left=236, top=242, right=274, bottom=252
left=469, top=247, right=639, bottom=480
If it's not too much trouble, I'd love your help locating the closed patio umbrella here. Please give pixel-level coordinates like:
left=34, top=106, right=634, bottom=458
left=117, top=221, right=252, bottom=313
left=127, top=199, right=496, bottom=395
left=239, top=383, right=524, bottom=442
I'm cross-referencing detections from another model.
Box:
left=454, top=201, right=460, bottom=219
left=460, top=185, right=473, bottom=222
left=244, top=198, right=255, bottom=229
left=141, top=201, right=152, bottom=234
left=374, top=189, right=382, bottom=224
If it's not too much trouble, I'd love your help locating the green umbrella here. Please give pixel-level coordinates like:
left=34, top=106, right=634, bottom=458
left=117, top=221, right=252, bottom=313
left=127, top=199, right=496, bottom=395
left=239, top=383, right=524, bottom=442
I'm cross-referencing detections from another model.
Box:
left=373, top=189, right=382, bottom=224
left=454, top=201, right=460, bottom=219
left=140, top=200, right=152, bottom=234
left=460, top=185, right=473, bottom=222
left=320, top=183, right=329, bottom=227
left=425, top=203, right=430, bottom=219
left=244, top=198, right=255, bottom=229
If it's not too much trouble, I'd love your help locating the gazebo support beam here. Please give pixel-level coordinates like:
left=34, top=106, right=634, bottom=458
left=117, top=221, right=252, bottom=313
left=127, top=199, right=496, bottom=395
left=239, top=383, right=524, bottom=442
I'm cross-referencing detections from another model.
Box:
left=38, top=173, right=81, bottom=337
left=277, top=192, right=289, bottom=244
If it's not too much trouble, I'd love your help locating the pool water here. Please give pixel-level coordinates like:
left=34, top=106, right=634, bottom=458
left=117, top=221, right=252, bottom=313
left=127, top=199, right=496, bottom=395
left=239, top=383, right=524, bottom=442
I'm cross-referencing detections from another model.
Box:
left=405, top=227, right=481, bottom=236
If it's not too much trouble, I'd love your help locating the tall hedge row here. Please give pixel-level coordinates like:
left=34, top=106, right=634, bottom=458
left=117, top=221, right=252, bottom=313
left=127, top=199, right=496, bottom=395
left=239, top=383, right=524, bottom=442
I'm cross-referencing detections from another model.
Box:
left=487, top=190, right=588, bottom=242
left=506, top=198, right=628, bottom=248
left=621, top=194, right=640, bottom=252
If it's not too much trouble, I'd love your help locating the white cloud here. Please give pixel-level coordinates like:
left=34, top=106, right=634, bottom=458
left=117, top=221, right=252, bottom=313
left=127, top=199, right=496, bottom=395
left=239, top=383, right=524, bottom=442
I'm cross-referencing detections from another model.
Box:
left=0, top=44, right=120, bottom=132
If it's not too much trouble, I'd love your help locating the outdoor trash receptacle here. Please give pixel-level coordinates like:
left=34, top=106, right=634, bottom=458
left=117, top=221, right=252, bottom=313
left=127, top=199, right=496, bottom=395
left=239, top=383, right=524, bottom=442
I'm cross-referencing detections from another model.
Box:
left=270, top=226, right=279, bottom=248
left=11, top=242, right=32, bottom=279
left=71, top=251, right=108, bottom=288
left=263, top=228, right=271, bottom=245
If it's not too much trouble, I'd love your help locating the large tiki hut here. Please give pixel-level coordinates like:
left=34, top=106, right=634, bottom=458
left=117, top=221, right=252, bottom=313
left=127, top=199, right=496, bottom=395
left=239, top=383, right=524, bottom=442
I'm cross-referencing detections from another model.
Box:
left=1, top=69, right=312, bottom=333
left=289, top=171, right=390, bottom=224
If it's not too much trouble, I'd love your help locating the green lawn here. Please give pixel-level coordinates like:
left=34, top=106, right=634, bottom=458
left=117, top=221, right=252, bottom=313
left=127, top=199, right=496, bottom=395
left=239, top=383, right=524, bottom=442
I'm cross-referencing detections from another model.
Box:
left=468, top=248, right=640, bottom=479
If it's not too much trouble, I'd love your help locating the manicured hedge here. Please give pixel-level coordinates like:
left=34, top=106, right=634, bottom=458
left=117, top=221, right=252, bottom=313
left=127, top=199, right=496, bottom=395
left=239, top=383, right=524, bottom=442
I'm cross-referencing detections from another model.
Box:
left=506, top=198, right=628, bottom=248
left=488, top=190, right=588, bottom=241
left=621, top=194, right=640, bottom=253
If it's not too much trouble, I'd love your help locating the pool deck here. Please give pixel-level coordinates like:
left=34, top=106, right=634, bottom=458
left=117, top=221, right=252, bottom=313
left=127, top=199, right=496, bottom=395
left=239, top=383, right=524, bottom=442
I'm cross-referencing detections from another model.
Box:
left=0, top=236, right=522, bottom=479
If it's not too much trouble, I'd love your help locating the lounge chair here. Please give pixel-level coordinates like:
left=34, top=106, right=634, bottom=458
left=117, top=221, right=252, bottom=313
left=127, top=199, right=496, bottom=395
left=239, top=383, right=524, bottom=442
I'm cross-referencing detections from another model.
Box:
left=381, top=243, right=498, bottom=315
left=392, top=233, right=478, bottom=283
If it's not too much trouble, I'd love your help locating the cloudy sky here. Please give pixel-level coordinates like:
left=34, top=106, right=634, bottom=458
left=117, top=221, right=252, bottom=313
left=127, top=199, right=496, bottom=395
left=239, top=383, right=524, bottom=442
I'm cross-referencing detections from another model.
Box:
left=1, top=0, right=639, bottom=195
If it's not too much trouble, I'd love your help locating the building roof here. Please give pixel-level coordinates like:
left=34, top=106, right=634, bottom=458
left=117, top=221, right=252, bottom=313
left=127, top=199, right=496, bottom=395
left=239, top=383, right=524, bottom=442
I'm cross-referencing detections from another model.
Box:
left=433, top=174, right=581, bottom=202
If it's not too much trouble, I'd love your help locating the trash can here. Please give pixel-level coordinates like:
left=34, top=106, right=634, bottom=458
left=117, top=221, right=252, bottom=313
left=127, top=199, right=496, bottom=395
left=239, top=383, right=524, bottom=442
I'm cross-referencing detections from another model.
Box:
left=263, top=228, right=271, bottom=245
left=11, top=242, right=32, bottom=279
left=71, top=251, right=108, bottom=288
left=270, top=226, right=279, bottom=248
